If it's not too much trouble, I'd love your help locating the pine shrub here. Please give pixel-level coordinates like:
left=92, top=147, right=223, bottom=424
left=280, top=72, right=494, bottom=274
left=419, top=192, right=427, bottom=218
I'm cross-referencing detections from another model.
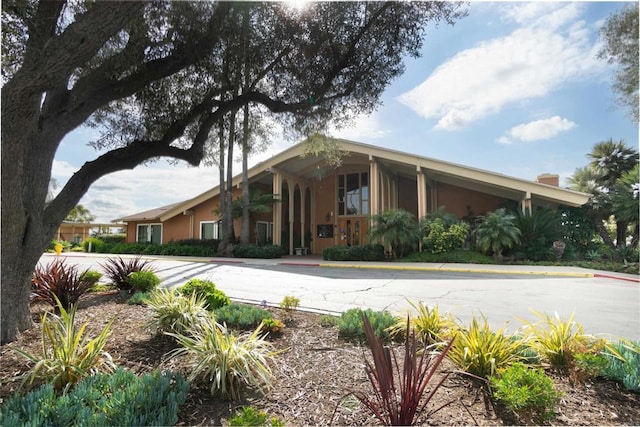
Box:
left=337, top=308, right=397, bottom=344
left=214, top=304, right=275, bottom=330
left=128, top=270, right=161, bottom=293
left=178, top=279, right=230, bottom=310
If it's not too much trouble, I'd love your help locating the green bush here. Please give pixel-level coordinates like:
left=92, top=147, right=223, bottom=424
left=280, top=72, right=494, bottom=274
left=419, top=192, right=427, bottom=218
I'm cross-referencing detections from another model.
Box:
left=128, top=271, right=161, bottom=293
left=602, top=340, right=640, bottom=391
left=337, top=308, right=397, bottom=344
left=82, top=237, right=105, bottom=253
left=420, top=218, right=469, bottom=254
left=229, top=406, right=284, bottom=426
left=126, top=292, right=151, bottom=305
left=233, top=244, right=285, bottom=259
left=322, top=244, right=385, bottom=261
left=80, top=270, right=102, bottom=285
left=0, top=367, right=189, bottom=427
left=179, top=279, right=230, bottom=310
left=146, top=289, right=211, bottom=337
left=95, top=234, right=127, bottom=244
left=213, top=304, right=275, bottom=330
left=490, top=362, right=560, bottom=423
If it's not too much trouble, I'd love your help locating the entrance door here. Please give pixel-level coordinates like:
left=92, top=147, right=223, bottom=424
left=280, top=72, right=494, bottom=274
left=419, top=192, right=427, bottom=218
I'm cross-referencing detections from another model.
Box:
left=337, top=217, right=368, bottom=247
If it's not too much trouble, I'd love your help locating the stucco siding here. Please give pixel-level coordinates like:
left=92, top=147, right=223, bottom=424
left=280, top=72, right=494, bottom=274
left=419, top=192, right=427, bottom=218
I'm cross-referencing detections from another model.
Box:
left=436, top=182, right=507, bottom=219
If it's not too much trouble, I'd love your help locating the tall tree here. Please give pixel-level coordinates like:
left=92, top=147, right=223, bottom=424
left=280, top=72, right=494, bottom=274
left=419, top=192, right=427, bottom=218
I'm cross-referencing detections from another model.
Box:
left=597, top=3, right=639, bottom=122
left=1, top=0, right=465, bottom=344
left=65, top=204, right=96, bottom=223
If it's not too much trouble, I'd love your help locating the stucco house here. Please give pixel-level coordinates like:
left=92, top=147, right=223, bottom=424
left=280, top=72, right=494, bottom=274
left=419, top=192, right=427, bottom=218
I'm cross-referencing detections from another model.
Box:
left=114, top=139, right=590, bottom=255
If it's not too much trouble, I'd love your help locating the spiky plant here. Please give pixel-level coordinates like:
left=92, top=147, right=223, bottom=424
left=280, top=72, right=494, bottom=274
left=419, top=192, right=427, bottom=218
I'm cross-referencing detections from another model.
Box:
left=146, top=289, right=211, bottom=337
left=388, top=301, right=455, bottom=345
left=31, top=258, right=94, bottom=311
left=100, top=256, right=155, bottom=292
left=474, top=208, right=521, bottom=258
left=368, top=209, right=420, bottom=258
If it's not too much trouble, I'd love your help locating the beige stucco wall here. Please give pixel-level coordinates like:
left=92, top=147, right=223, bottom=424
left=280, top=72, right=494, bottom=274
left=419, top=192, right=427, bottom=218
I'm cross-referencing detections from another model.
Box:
left=435, top=182, right=507, bottom=219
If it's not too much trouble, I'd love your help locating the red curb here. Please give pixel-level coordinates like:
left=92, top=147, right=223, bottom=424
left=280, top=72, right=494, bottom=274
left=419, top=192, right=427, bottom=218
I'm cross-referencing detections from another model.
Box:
left=278, top=262, right=321, bottom=267
left=594, top=273, right=640, bottom=283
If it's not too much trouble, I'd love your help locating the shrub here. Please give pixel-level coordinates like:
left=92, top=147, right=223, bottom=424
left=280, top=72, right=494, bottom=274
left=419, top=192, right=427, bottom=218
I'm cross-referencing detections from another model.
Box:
left=166, top=319, right=275, bottom=400
left=178, top=279, right=230, bottom=310
left=213, top=304, right=275, bottom=330
left=12, top=296, right=114, bottom=391
left=420, top=218, right=469, bottom=254
left=128, top=270, right=161, bottom=293
left=233, top=244, right=285, bottom=258
left=229, top=406, right=284, bottom=426
left=126, top=291, right=151, bottom=305
left=368, top=209, right=420, bottom=258
left=337, top=308, right=397, bottom=344
left=490, top=362, right=560, bottom=423
left=474, top=208, right=521, bottom=258
left=146, top=289, right=211, bottom=337
left=100, top=256, right=155, bottom=292
left=0, top=368, right=189, bottom=427
left=261, top=318, right=286, bottom=334
left=79, top=269, right=102, bottom=285
left=319, top=314, right=338, bottom=327
left=512, top=208, right=561, bottom=262
left=602, top=340, right=640, bottom=391
left=353, top=313, right=456, bottom=426
left=82, top=237, right=105, bottom=253
left=280, top=295, right=300, bottom=319
left=31, top=258, right=94, bottom=311
left=389, top=301, right=455, bottom=345
left=520, top=310, right=590, bottom=370
left=322, top=244, right=385, bottom=261
left=95, top=233, right=127, bottom=244
left=448, top=315, right=522, bottom=378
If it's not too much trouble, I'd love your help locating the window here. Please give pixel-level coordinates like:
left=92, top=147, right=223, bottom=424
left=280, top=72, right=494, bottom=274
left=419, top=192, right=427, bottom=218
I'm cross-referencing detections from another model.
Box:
left=137, top=224, right=162, bottom=244
left=338, top=172, right=369, bottom=216
left=200, top=221, right=220, bottom=240
left=256, top=221, right=273, bottom=245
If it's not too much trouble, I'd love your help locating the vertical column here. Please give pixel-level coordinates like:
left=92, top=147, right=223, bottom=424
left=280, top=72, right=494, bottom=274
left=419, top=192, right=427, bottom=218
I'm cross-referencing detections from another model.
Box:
left=300, top=185, right=306, bottom=250
left=521, top=192, right=532, bottom=214
left=369, top=156, right=379, bottom=216
left=310, top=185, right=316, bottom=253
left=289, top=184, right=295, bottom=255
left=272, top=172, right=282, bottom=246
left=416, top=168, right=427, bottom=252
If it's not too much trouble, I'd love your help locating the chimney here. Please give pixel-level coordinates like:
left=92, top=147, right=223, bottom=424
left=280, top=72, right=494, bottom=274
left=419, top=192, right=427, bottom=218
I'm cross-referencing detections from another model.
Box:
left=536, top=173, right=559, bottom=187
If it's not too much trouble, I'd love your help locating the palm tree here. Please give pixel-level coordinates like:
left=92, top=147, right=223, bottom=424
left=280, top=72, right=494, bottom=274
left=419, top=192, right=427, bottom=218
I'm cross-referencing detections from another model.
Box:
left=474, top=208, right=521, bottom=258
left=368, top=209, right=420, bottom=259
left=512, top=208, right=561, bottom=261
left=588, top=139, right=638, bottom=188
left=610, top=164, right=640, bottom=246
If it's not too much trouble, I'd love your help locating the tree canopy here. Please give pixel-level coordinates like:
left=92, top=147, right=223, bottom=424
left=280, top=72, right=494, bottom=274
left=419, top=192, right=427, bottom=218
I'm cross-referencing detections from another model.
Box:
left=1, top=1, right=466, bottom=343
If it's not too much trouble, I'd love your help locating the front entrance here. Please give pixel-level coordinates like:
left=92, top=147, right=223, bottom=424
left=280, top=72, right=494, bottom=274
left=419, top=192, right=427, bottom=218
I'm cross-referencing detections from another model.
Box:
left=337, top=217, right=368, bottom=247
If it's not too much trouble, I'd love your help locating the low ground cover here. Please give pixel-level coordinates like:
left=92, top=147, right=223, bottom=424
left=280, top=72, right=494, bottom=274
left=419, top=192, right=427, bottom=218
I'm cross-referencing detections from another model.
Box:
left=1, top=291, right=639, bottom=426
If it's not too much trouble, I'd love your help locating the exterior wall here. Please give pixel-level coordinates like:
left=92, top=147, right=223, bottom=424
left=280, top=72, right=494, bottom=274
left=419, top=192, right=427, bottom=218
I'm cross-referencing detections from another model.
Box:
left=312, top=173, right=337, bottom=254
left=435, top=182, right=508, bottom=219
left=397, top=175, right=418, bottom=218
left=162, top=214, right=191, bottom=243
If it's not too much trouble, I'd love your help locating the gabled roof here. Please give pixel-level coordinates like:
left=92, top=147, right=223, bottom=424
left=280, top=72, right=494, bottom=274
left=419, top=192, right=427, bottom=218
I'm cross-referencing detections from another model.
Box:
left=113, top=202, right=183, bottom=222
left=114, top=139, right=591, bottom=223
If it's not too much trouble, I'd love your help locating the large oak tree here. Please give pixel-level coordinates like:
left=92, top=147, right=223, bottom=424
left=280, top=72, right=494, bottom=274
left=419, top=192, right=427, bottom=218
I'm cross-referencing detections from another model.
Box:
left=1, top=1, right=465, bottom=344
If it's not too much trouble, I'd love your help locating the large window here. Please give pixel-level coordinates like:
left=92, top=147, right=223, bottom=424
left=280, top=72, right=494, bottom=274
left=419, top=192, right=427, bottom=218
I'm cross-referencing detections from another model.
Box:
left=255, top=221, right=273, bottom=245
left=137, top=224, right=162, bottom=244
left=338, top=172, right=369, bottom=216
left=200, top=221, right=220, bottom=240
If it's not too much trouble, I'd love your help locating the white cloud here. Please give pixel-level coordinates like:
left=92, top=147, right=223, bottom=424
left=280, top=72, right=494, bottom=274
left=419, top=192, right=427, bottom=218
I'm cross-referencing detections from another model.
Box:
left=398, top=3, right=605, bottom=130
left=496, top=116, right=576, bottom=144
left=329, top=111, right=389, bottom=141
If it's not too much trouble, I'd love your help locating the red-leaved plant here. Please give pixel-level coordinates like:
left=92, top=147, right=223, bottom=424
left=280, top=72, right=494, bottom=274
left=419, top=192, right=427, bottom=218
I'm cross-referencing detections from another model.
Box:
left=32, top=258, right=94, bottom=311
left=100, top=256, right=155, bottom=292
left=354, top=312, right=456, bottom=425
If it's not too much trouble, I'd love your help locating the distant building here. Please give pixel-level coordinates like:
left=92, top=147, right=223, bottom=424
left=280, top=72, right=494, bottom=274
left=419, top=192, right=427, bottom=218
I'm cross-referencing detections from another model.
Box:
left=56, top=222, right=124, bottom=244
left=114, top=139, right=589, bottom=255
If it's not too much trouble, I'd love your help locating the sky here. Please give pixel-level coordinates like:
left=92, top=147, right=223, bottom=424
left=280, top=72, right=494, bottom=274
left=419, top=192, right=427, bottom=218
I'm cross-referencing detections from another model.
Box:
left=52, top=1, right=639, bottom=223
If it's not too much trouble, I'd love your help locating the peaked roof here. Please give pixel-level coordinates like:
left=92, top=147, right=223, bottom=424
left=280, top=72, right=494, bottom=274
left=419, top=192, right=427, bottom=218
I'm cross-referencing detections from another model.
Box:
left=114, top=139, right=591, bottom=222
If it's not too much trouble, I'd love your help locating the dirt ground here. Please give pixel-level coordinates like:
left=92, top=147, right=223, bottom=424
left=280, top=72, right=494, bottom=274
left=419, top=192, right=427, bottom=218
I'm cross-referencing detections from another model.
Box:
left=1, top=291, right=639, bottom=426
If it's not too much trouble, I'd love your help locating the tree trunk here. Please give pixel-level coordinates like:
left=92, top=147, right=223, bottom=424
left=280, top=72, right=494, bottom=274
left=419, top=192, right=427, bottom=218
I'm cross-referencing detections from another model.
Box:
left=240, top=104, right=251, bottom=244
left=217, top=119, right=227, bottom=255
left=223, top=109, right=237, bottom=255
left=594, top=217, right=615, bottom=247
left=615, top=220, right=628, bottom=247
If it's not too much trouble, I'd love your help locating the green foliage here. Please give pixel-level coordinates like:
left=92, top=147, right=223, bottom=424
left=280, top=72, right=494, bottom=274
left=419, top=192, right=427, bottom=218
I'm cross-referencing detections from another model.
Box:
left=520, top=310, right=589, bottom=370
left=322, top=244, right=385, bottom=261
left=229, top=406, right=285, bottom=427
left=178, top=279, right=230, bottom=310
left=279, top=295, right=300, bottom=318
left=401, top=249, right=496, bottom=264
left=12, top=296, right=114, bottom=391
left=389, top=301, right=455, bottom=345
left=166, top=318, right=274, bottom=400
left=91, top=240, right=220, bottom=257
left=126, top=291, right=151, bottom=305
left=146, top=289, right=211, bottom=336
left=0, top=367, right=189, bottom=427
left=354, top=313, right=456, bottom=426
left=318, top=314, right=339, bottom=327
left=82, top=237, right=105, bottom=253
left=474, top=208, right=521, bottom=258
left=512, top=208, right=561, bottom=261
left=337, top=308, right=397, bottom=344
left=31, top=259, right=94, bottom=310
left=368, top=209, right=420, bottom=258
left=233, top=244, right=285, bottom=259
left=602, top=340, right=640, bottom=391
left=420, top=217, right=469, bottom=254
left=490, top=362, right=560, bottom=423
left=261, top=318, right=285, bottom=334
left=79, top=270, right=102, bottom=285
left=94, top=233, right=127, bottom=244
left=213, top=304, right=275, bottom=330
left=128, top=270, right=161, bottom=293
left=100, top=256, right=155, bottom=292
left=448, top=315, right=522, bottom=378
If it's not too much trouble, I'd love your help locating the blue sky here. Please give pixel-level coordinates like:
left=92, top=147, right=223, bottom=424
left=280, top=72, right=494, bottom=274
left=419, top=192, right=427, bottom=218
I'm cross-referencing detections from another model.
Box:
left=53, top=1, right=638, bottom=223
